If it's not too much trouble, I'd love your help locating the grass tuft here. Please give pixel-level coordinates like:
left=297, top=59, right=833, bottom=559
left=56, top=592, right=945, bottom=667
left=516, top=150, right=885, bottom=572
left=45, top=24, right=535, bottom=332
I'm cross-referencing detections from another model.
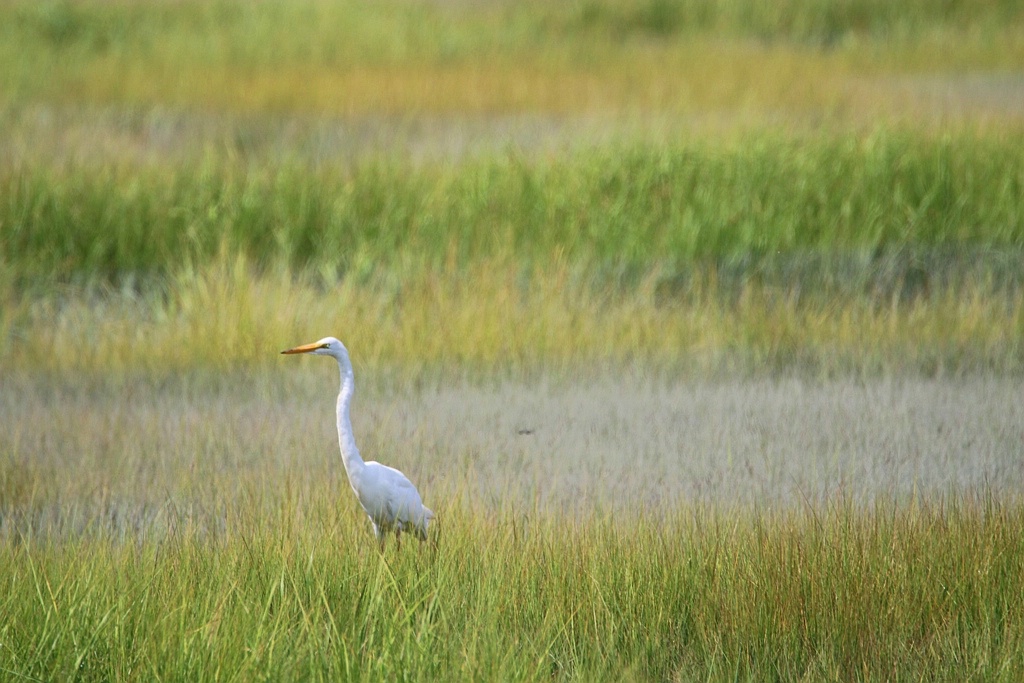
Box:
left=2, top=491, right=1023, bottom=681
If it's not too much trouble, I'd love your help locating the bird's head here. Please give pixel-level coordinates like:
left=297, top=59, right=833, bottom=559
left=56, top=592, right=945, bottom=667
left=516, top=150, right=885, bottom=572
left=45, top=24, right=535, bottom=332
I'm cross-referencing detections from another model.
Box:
left=280, top=336, right=345, bottom=357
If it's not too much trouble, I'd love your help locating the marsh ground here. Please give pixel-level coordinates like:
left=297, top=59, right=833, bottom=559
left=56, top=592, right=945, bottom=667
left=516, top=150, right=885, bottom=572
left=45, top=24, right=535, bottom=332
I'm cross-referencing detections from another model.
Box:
left=4, top=372, right=1022, bottom=540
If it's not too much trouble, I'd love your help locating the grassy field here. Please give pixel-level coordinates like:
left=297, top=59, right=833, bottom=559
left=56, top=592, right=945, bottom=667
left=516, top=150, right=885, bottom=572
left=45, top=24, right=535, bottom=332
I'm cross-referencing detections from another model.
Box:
left=3, top=131, right=1023, bottom=376
left=6, top=134, right=1024, bottom=283
left=2, top=374, right=1024, bottom=681
left=2, top=0, right=1024, bottom=120
left=4, top=493, right=1023, bottom=681
left=3, top=0, right=1024, bottom=680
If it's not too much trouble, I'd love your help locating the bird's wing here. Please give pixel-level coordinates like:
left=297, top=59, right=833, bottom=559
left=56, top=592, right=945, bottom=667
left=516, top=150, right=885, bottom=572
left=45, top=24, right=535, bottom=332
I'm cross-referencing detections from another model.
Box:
left=365, top=461, right=430, bottom=528
left=366, top=461, right=421, bottom=501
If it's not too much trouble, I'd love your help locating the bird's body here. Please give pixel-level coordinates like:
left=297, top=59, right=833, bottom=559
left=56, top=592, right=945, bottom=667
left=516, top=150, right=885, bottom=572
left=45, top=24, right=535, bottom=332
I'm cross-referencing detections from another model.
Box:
left=282, top=337, right=434, bottom=548
left=347, top=461, right=431, bottom=541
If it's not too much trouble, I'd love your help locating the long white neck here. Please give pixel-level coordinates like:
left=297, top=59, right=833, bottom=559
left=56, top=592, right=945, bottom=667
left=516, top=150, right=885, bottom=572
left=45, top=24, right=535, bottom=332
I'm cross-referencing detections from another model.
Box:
left=334, top=349, right=366, bottom=476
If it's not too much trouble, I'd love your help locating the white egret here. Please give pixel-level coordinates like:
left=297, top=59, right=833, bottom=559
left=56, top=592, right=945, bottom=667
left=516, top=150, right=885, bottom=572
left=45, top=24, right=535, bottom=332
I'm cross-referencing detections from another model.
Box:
left=281, top=337, right=434, bottom=549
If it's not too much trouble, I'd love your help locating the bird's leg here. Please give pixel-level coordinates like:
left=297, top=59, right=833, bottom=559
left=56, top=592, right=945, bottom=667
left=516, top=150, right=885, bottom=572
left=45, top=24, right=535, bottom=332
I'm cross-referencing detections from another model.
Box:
left=395, top=530, right=402, bottom=551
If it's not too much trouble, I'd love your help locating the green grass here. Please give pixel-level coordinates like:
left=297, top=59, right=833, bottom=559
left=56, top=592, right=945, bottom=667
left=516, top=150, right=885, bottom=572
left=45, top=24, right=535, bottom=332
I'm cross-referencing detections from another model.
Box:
left=553, top=0, right=1024, bottom=42
left=3, top=492, right=1022, bottom=681
left=3, top=131, right=1023, bottom=376
left=5, top=132, right=1023, bottom=286
left=3, top=370, right=1022, bottom=680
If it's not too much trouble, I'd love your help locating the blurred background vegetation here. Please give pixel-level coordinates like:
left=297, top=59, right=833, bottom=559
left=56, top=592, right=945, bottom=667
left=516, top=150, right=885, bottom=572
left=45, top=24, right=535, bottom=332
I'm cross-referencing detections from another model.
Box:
left=2, top=0, right=1023, bottom=375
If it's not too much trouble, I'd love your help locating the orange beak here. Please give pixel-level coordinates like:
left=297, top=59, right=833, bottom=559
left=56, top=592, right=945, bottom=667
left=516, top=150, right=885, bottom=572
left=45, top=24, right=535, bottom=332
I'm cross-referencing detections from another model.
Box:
left=281, top=341, right=328, bottom=355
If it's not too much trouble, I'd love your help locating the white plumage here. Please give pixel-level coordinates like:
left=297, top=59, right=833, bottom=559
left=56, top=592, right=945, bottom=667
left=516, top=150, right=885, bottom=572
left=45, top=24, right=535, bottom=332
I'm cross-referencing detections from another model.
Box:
left=282, top=337, right=434, bottom=549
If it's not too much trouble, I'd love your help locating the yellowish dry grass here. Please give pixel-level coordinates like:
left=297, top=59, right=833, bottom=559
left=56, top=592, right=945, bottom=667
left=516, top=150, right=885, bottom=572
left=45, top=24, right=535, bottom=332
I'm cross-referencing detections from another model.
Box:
left=5, top=256, right=1020, bottom=377
left=62, top=43, right=851, bottom=117
left=4, top=0, right=1023, bottom=129
left=33, top=38, right=1024, bottom=130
